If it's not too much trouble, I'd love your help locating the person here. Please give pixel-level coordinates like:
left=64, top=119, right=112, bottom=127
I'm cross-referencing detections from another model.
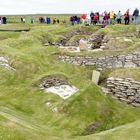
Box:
left=61, top=19, right=65, bottom=24
left=70, top=16, right=75, bottom=25
left=85, top=14, right=90, bottom=25
left=133, top=8, right=139, bottom=25
left=90, top=11, right=94, bottom=24
left=0, top=17, right=2, bottom=24
left=77, top=17, right=81, bottom=24
left=110, top=11, right=114, bottom=24
left=21, top=16, right=23, bottom=23
left=74, top=16, right=78, bottom=24
left=53, top=18, right=56, bottom=24
left=47, top=17, right=51, bottom=24
left=81, top=14, right=86, bottom=24
left=63, top=19, right=66, bottom=24
left=57, top=19, right=60, bottom=24
left=2, top=17, right=7, bottom=24
left=93, top=13, right=98, bottom=24
left=30, top=16, right=34, bottom=24
left=124, top=9, right=130, bottom=25
left=117, top=11, right=122, bottom=24
left=103, top=11, right=109, bottom=25
left=97, top=12, right=100, bottom=23
left=22, top=16, right=26, bottom=23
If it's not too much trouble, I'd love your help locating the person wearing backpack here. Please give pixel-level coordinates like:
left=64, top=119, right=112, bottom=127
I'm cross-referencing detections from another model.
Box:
left=133, top=8, right=139, bottom=25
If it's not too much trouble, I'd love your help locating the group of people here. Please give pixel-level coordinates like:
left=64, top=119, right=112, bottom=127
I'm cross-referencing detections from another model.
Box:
left=37, top=17, right=66, bottom=24
left=70, top=16, right=81, bottom=25
left=103, top=8, right=139, bottom=25
left=82, top=8, right=139, bottom=26
left=20, top=16, right=66, bottom=24
left=3, top=8, right=140, bottom=26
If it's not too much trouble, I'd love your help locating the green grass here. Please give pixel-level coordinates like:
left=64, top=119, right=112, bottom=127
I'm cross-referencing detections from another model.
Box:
left=0, top=23, right=140, bottom=140
left=110, top=68, right=140, bottom=81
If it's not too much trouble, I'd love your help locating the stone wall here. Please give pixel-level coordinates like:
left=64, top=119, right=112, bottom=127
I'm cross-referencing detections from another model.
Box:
left=106, top=77, right=140, bottom=107
left=58, top=49, right=140, bottom=70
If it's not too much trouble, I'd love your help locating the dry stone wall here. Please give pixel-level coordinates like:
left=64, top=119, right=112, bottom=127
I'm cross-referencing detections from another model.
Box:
left=106, top=77, right=140, bottom=107
left=59, top=49, right=140, bottom=70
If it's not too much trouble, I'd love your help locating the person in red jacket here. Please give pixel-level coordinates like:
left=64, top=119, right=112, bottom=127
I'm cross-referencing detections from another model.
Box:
left=81, top=14, right=86, bottom=24
left=93, top=13, right=98, bottom=24
left=124, top=9, right=130, bottom=25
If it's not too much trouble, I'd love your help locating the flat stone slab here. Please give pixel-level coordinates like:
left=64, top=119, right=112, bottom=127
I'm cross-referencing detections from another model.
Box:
left=92, top=70, right=100, bottom=85
left=44, top=85, right=79, bottom=100
left=59, top=46, right=80, bottom=53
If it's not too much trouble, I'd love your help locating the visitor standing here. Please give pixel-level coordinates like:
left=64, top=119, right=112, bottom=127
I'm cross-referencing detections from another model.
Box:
left=124, top=9, right=130, bottom=25
left=110, top=11, right=114, bottom=24
left=30, top=16, right=34, bottom=24
left=133, top=8, right=139, bottom=25
left=117, top=11, right=122, bottom=24
left=103, top=11, right=109, bottom=25
left=81, top=14, right=86, bottom=24
left=90, top=11, right=94, bottom=24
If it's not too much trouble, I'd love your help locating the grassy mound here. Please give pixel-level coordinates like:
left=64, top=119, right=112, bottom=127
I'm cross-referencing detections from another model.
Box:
left=0, top=23, right=140, bottom=140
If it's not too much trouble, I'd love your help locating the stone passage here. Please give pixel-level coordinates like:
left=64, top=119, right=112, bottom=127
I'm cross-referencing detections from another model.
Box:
left=59, top=49, right=140, bottom=70
left=106, top=77, right=140, bottom=107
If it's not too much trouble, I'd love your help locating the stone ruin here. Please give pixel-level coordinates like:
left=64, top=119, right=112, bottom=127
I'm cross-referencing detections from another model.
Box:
left=43, top=27, right=106, bottom=52
left=102, top=77, right=140, bottom=107
left=57, top=30, right=105, bottom=53
left=40, top=74, right=79, bottom=100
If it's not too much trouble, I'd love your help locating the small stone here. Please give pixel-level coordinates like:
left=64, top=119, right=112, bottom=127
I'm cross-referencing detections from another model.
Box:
left=124, top=38, right=133, bottom=42
left=52, top=107, right=58, bottom=113
left=100, top=46, right=106, bottom=49
left=44, top=43, right=50, bottom=46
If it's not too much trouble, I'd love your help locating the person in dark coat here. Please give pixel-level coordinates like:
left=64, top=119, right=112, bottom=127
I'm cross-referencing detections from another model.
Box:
left=2, top=17, right=7, bottom=24
left=96, top=12, right=100, bottom=23
left=77, top=17, right=81, bottom=24
left=70, top=16, right=75, bottom=25
left=133, top=8, right=139, bottom=25
left=90, top=11, right=94, bottom=24
left=57, top=19, right=60, bottom=24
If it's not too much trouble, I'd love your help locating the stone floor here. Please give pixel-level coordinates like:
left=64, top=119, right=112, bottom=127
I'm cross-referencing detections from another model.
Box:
left=44, top=85, right=79, bottom=100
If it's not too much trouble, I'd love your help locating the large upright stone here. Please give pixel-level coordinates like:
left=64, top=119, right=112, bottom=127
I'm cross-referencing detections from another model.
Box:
left=79, top=39, right=89, bottom=51
left=92, top=70, right=100, bottom=85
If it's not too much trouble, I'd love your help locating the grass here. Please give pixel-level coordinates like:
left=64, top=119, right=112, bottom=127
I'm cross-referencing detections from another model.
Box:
left=109, top=68, right=140, bottom=81
left=0, top=21, right=140, bottom=140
